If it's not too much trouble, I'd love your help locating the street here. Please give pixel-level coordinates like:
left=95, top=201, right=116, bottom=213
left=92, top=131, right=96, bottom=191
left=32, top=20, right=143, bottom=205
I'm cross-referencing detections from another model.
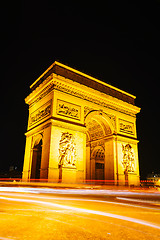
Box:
left=0, top=186, right=160, bottom=240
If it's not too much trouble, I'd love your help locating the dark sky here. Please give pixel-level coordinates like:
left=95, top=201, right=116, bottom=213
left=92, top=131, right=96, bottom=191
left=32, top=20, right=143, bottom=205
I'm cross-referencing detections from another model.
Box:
left=1, top=1, right=160, bottom=178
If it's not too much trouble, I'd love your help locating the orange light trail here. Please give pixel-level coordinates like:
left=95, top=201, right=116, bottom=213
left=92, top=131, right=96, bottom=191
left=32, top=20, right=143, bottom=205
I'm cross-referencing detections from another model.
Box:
left=0, top=195, right=160, bottom=230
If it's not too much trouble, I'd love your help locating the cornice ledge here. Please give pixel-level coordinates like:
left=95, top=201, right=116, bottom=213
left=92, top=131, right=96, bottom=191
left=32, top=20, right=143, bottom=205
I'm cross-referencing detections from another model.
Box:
left=25, top=74, right=54, bottom=105
left=53, top=76, right=138, bottom=117
left=25, top=72, right=140, bottom=117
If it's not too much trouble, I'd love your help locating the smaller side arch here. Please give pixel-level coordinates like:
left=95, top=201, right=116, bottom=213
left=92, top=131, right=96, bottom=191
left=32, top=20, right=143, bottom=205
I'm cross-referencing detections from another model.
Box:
left=91, top=145, right=105, bottom=160
left=30, top=134, right=43, bottom=180
left=91, top=145, right=105, bottom=181
left=31, top=133, right=43, bottom=149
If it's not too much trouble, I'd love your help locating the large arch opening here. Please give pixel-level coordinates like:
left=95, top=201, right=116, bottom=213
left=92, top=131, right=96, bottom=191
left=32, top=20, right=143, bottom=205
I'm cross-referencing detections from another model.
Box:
left=31, top=138, right=42, bottom=180
left=85, top=111, right=113, bottom=181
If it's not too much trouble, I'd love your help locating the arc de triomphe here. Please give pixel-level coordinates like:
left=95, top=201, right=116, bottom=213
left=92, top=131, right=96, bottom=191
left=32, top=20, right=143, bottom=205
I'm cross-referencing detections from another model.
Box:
left=22, top=61, right=140, bottom=185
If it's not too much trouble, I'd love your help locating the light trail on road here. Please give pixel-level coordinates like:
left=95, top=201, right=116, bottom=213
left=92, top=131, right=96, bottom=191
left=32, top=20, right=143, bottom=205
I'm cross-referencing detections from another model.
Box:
left=0, top=186, right=160, bottom=239
left=117, top=197, right=160, bottom=205
left=0, top=187, right=159, bottom=197
left=1, top=191, right=159, bottom=211
left=1, top=195, right=160, bottom=230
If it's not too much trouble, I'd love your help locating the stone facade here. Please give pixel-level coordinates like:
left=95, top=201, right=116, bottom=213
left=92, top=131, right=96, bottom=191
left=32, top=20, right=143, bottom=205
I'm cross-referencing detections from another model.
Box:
left=22, top=61, right=141, bottom=185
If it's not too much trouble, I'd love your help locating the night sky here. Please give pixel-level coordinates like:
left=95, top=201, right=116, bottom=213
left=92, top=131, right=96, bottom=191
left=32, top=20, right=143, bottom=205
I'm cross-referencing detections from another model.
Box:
left=1, top=1, right=160, bottom=179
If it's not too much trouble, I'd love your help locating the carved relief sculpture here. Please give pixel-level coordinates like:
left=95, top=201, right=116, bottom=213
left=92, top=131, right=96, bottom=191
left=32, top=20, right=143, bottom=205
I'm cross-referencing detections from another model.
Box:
left=58, top=132, right=76, bottom=167
left=122, top=144, right=135, bottom=173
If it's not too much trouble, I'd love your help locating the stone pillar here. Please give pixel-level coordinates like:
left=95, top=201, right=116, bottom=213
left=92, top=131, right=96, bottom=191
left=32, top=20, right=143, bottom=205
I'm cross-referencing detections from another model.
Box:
left=104, top=136, right=117, bottom=184
left=90, top=158, right=95, bottom=180
left=86, top=144, right=91, bottom=181
left=22, top=135, right=32, bottom=181
left=116, top=137, right=140, bottom=186
left=76, top=131, right=86, bottom=183
left=48, top=125, right=59, bottom=182
left=48, top=123, right=86, bottom=183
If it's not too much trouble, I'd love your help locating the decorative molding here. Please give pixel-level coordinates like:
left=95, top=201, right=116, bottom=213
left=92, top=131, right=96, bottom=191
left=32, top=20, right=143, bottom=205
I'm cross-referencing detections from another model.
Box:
left=57, top=99, right=81, bottom=120
left=53, top=78, right=137, bottom=117
left=84, top=106, right=94, bottom=118
left=29, top=82, right=54, bottom=107
left=103, top=111, right=116, bottom=130
left=26, top=73, right=139, bottom=117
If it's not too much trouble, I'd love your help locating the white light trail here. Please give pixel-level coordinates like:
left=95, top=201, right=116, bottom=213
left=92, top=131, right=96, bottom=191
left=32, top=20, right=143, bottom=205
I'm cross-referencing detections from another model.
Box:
left=0, top=196, right=160, bottom=230
left=117, top=197, right=160, bottom=205
left=0, top=237, right=14, bottom=240
left=0, top=187, right=160, bottom=197
left=1, top=192, right=159, bottom=211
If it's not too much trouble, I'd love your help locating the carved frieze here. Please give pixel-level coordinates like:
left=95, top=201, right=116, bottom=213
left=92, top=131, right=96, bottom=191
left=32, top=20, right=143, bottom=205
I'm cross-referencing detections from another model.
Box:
left=26, top=74, right=138, bottom=117
left=53, top=80, right=137, bottom=117
left=122, top=144, right=135, bottom=173
left=57, top=99, right=81, bottom=120
left=119, top=119, right=134, bottom=135
left=58, top=132, right=76, bottom=167
left=29, top=101, right=51, bottom=127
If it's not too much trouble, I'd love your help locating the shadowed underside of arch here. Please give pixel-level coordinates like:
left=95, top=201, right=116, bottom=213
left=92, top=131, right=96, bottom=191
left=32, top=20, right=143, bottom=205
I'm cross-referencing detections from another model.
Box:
left=85, top=110, right=113, bottom=142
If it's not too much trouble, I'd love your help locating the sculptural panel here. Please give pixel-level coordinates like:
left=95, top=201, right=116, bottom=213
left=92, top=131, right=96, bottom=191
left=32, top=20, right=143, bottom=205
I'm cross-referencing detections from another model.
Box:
left=122, top=144, right=135, bottom=173
left=58, top=132, right=76, bottom=167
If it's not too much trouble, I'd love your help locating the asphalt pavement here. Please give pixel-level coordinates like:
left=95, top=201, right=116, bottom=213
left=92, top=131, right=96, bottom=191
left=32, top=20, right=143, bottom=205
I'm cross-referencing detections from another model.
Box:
left=0, top=186, right=160, bottom=240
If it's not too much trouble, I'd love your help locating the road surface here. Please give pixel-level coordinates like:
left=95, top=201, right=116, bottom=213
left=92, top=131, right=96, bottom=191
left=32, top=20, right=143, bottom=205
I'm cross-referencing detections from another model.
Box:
left=0, top=186, right=160, bottom=240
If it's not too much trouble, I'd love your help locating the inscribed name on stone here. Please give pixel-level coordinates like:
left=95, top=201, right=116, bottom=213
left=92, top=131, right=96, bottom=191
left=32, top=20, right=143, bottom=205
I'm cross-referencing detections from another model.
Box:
left=57, top=99, right=81, bottom=120
left=119, top=119, right=134, bottom=135
left=29, top=101, right=51, bottom=127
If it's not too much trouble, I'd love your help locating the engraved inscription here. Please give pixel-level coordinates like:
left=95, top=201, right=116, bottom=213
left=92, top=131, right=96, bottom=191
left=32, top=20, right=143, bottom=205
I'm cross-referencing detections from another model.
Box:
left=29, top=101, right=51, bottom=126
left=57, top=100, right=81, bottom=120
left=119, top=119, right=134, bottom=135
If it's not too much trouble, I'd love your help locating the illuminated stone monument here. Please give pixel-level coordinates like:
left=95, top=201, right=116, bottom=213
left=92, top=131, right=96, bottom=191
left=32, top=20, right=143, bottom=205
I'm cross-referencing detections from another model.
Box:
left=22, top=61, right=141, bottom=185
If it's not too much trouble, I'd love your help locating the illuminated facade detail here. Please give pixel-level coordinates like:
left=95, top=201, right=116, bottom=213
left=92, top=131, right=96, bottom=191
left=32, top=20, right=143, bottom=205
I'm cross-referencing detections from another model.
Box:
left=119, top=119, right=134, bottom=135
left=122, top=144, right=135, bottom=173
left=29, top=101, right=51, bottom=127
left=57, top=100, right=81, bottom=120
left=22, top=61, right=141, bottom=185
left=58, top=132, right=76, bottom=167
